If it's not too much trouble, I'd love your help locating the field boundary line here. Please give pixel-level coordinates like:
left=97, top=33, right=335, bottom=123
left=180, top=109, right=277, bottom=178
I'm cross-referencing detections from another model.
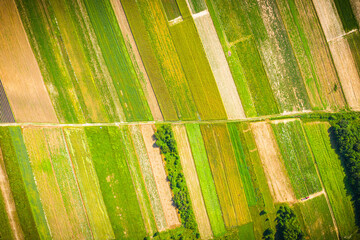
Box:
left=192, top=10, right=208, bottom=19
left=327, top=29, right=358, bottom=43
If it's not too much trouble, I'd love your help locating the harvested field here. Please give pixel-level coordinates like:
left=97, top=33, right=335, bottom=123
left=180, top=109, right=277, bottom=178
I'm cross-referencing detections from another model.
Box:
left=22, top=128, right=74, bottom=240
left=140, top=124, right=180, bottom=229
left=129, top=125, right=167, bottom=231
left=85, top=126, right=147, bottom=239
left=251, top=122, right=296, bottom=203
left=43, top=128, right=92, bottom=239
left=312, top=0, right=345, bottom=40
left=0, top=149, right=23, bottom=240
left=63, top=128, right=114, bottom=239
left=0, top=81, right=15, bottom=123
left=201, top=124, right=251, bottom=228
left=172, top=125, right=212, bottom=239
left=0, top=0, right=57, bottom=123
left=185, top=124, right=226, bottom=236
left=328, top=38, right=360, bottom=110
left=193, top=12, right=245, bottom=119
left=110, top=0, right=163, bottom=121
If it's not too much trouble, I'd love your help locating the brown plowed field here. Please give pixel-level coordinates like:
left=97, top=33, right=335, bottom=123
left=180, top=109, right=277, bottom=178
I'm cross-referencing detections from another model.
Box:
left=0, top=0, right=57, bottom=123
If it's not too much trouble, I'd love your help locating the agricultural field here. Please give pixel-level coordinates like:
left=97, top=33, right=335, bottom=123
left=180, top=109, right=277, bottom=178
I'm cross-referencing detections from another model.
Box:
left=1, top=0, right=360, bottom=239
left=271, top=120, right=322, bottom=199
left=304, top=123, right=358, bottom=238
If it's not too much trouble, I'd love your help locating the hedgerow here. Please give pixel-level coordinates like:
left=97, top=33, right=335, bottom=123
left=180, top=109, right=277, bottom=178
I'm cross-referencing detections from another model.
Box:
left=154, top=125, right=199, bottom=238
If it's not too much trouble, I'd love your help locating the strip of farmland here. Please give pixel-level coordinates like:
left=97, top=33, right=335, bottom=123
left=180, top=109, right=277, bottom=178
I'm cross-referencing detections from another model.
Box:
left=229, top=122, right=276, bottom=239
left=185, top=124, right=226, bottom=236
left=119, top=126, right=157, bottom=235
left=187, top=0, right=207, bottom=14
left=275, top=0, right=324, bottom=109
left=206, top=0, right=279, bottom=117
left=172, top=125, right=213, bottom=239
left=121, top=0, right=197, bottom=121
left=288, top=0, right=345, bottom=109
left=244, top=0, right=311, bottom=112
left=0, top=149, right=23, bottom=240
left=140, top=124, right=180, bottom=229
left=294, top=195, right=337, bottom=239
left=251, top=122, right=296, bottom=203
left=85, top=126, right=147, bottom=239
left=271, top=120, right=322, bottom=198
left=0, top=81, right=15, bottom=123
left=22, top=128, right=75, bottom=239
left=332, top=0, right=358, bottom=32
left=201, top=124, right=251, bottom=228
left=82, top=0, right=152, bottom=121
left=350, top=0, right=360, bottom=26
left=304, top=123, right=357, bottom=238
left=63, top=128, right=115, bottom=239
left=43, top=128, right=92, bottom=239
left=193, top=11, right=245, bottom=119
left=129, top=125, right=167, bottom=231
left=312, top=0, right=360, bottom=110
left=110, top=0, right=163, bottom=121
left=3, top=128, right=50, bottom=239
left=169, top=1, right=227, bottom=120
left=0, top=0, right=58, bottom=123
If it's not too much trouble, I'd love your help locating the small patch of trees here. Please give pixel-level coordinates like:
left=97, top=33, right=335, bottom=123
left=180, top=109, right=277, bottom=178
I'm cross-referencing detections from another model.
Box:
left=275, top=205, right=304, bottom=240
left=155, top=125, right=199, bottom=237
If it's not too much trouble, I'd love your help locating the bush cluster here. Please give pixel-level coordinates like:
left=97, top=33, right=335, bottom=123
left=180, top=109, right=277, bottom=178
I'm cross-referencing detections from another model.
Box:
left=154, top=125, right=199, bottom=236
left=275, top=205, right=304, bottom=240
left=331, top=117, right=360, bottom=224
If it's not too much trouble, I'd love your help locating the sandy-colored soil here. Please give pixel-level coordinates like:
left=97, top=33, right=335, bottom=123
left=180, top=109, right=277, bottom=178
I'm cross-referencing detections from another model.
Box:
left=0, top=150, right=24, bottom=240
left=110, top=0, right=163, bottom=121
left=328, top=38, right=360, bottom=110
left=129, top=125, right=167, bottom=231
left=350, top=0, right=360, bottom=27
left=251, top=122, right=296, bottom=203
left=311, top=0, right=345, bottom=40
left=172, top=125, right=212, bottom=239
left=140, top=124, right=180, bottom=229
left=0, top=0, right=58, bottom=123
left=194, top=12, right=245, bottom=120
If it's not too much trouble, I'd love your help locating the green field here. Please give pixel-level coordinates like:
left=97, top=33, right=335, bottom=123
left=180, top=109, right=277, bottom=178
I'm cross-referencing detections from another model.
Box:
left=85, top=126, right=147, bottom=239
left=272, top=120, right=322, bottom=198
left=187, top=0, right=207, bottom=13
left=347, top=31, right=360, bottom=75
left=244, top=0, right=311, bottom=112
left=294, top=195, right=337, bottom=239
left=169, top=7, right=227, bottom=120
left=201, top=124, right=251, bottom=228
left=237, top=222, right=256, bottom=240
left=185, top=124, right=226, bottom=236
left=160, top=0, right=181, bottom=20
left=227, top=123, right=257, bottom=206
left=304, top=123, right=357, bottom=238
left=63, top=128, right=115, bottom=239
left=0, top=190, right=13, bottom=239
left=82, top=0, right=151, bottom=122
left=333, top=0, right=359, bottom=32
left=275, top=0, right=324, bottom=109
left=121, top=0, right=197, bottom=121
left=0, top=128, right=48, bottom=240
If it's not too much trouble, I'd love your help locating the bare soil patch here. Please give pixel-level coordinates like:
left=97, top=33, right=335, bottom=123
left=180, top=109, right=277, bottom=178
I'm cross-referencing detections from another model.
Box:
left=251, top=122, right=296, bottom=203
left=0, top=149, right=24, bottom=240
left=172, top=125, right=212, bottom=239
left=110, top=0, right=163, bottom=121
left=194, top=12, right=245, bottom=119
left=140, top=124, right=180, bottom=229
left=0, top=0, right=58, bottom=123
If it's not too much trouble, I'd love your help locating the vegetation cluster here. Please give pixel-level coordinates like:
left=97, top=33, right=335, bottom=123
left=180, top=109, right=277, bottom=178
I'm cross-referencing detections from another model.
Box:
left=154, top=125, right=199, bottom=237
left=331, top=116, right=360, bottom=226
left=275, top=205, right=304, bottom=240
